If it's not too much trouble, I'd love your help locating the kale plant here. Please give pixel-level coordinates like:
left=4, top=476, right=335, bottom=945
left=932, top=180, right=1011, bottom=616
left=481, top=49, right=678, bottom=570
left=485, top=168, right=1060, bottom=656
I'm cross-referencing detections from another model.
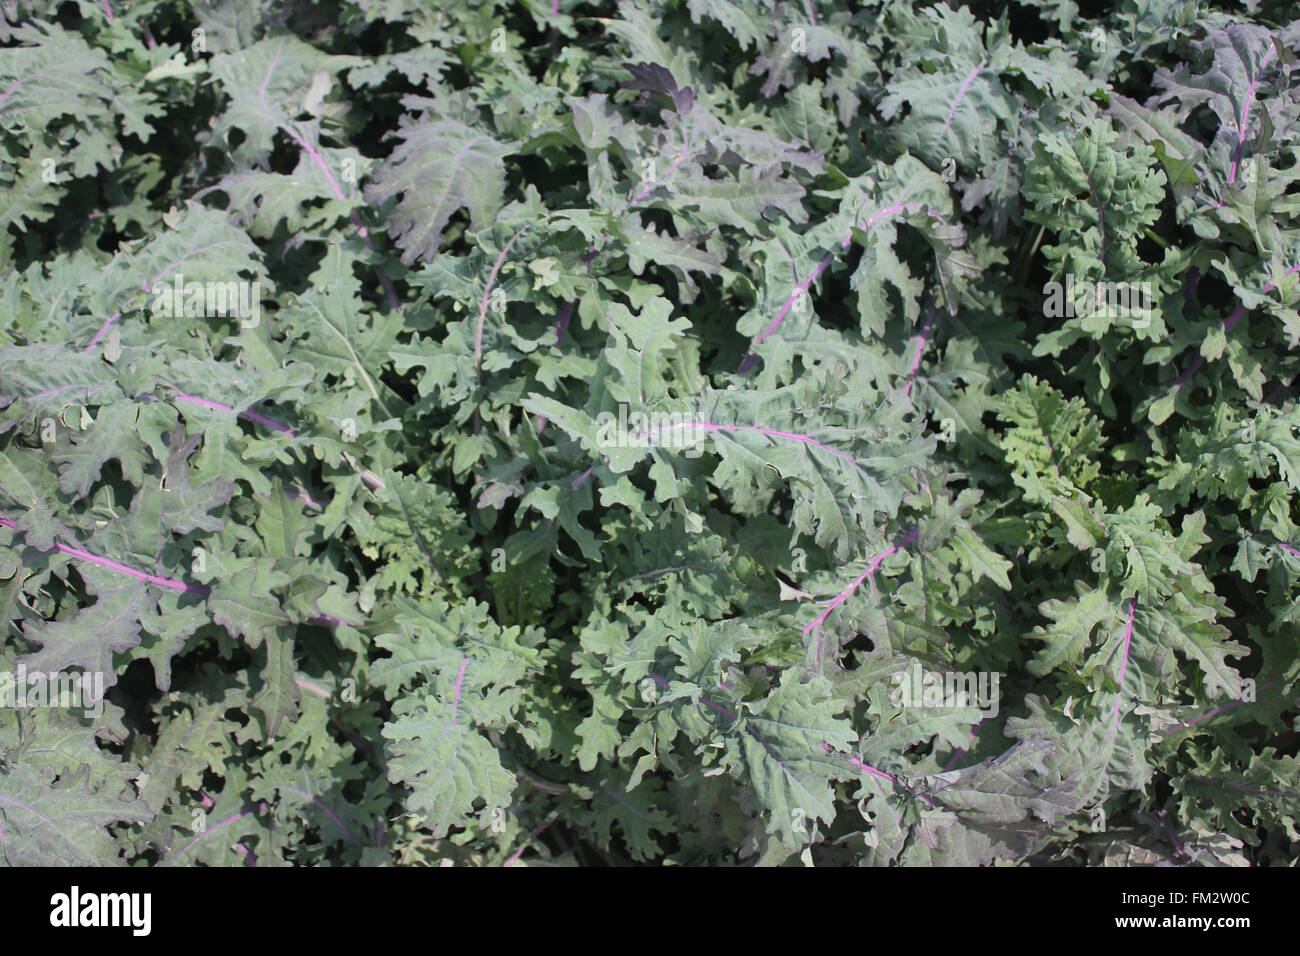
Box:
left=0, top=0, right=1297, bottom=867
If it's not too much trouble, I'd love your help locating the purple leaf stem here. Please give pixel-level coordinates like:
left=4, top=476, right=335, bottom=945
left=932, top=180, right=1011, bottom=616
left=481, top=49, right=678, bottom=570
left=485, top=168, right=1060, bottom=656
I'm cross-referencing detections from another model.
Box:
left=0, top=512, right=349, bottom=630
left=475, top=224, right=529, bottom=373
left=294, top=679, right=330, bottom=699
left=171, top=392, right=297, bottom=437
left=737, top=203, right=933, bottom=374
left=1182, top=265, right=1200, bottom=310
left=172, top=805, right=265, bottom=861
left=451, top=655, right=469, bottom=726
left=1156, top=809, right=1188, bottom=860
left=1162, top=680, right=1277, bottom=734
left=0, top=791, right=80, bottom=851
left=85, top=238, right=246, bottom=351
left=1111, top=600, right=1137, bottom=725
left=941, top=716, right=987, bottom=772
left=0, top=67, right=54, bottom=113
left=244, top=37, right=402, bottom=313
left=1228, top=44, right=1275, bottom=185
left=0, top=512, right=210, bottom=595
left=800, top=527, right=920, bottom=663
left=824, top=745, right=936, bottom=806
left=1173, top=262, right=1300, bottom=390
left=1189, top=776, right=1295, bottom=801
left=647, top=672, right=738, bottom=721
left=630, top=150, right=691, bottom=205
left=276, top=787, right=362, bottom=847
left=553, top=246, right=598, bottom=345
left=635, top=421, right=869, bottom=472
left=903, top=299, right=936, bottom=399
left=933, top=64, right=984, bottom=155
left=503, top=811, right=561, bottom=867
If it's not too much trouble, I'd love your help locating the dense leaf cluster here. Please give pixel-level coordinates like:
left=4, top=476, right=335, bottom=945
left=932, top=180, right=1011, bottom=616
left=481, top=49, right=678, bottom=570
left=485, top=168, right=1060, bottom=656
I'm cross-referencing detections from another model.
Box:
left=0, top=0, right=1297, bottom=866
